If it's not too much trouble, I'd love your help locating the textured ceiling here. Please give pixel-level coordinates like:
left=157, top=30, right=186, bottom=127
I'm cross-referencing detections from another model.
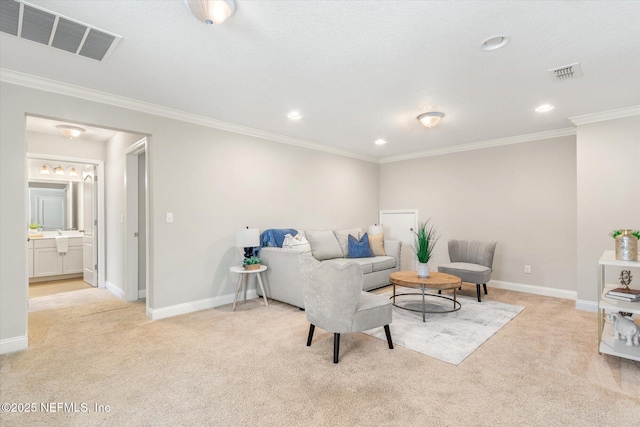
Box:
left=2, top=0, right=639, bottom=160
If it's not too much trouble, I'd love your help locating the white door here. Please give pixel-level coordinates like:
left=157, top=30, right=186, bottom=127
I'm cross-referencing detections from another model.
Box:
left=380, top=209, right=418, bottom=271
left=82, top=166, right=98, bottom=286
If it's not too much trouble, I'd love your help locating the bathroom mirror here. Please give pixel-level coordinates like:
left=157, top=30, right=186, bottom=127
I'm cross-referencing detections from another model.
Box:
left=28, top=181, right=81, bottom=231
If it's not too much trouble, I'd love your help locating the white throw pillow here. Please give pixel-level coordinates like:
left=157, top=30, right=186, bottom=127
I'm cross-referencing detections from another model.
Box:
left=282, top=233, right=312, bottom=253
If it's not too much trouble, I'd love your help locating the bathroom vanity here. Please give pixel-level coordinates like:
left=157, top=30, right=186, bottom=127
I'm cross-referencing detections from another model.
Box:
left=28, top=232, right=84, bottom=282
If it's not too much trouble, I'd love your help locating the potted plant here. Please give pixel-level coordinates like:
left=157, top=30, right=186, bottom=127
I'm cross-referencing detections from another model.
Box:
left=28, top=223, right=41, bottom=234
left=611, top=229, right=639, bottom=261
left=243, top=255, right=262, bottom=270
left=414, top=219, right=439, bottom=278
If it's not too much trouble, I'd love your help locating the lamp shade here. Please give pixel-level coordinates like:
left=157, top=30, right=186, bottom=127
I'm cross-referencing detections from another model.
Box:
left=417, top=112, right=444, bottom=128
left=368, top=225, right=384, bottom=236
left=236, top=228, right=260, bottom=248
left=185, top=0, right=236, bottom=25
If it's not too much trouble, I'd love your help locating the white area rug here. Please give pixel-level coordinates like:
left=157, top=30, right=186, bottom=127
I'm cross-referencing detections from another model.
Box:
left=363, top=290, right=525, bottom=365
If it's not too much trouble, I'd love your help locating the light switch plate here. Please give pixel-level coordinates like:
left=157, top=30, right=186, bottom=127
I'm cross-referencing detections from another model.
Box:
left=166, top=212, right=173, bottom=223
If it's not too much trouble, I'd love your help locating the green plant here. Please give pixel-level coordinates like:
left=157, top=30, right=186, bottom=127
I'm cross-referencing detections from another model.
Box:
left=611, top=229, right=640, bottom=240
left=242, top=256, right=262, bottom=266
left=414, top=219, right=439, bottom=264
left=28, top=223, right=41, bottom=230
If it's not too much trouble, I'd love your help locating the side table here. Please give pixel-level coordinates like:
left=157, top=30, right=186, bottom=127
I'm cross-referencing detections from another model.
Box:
left=230, top=265, right=269, bottom=311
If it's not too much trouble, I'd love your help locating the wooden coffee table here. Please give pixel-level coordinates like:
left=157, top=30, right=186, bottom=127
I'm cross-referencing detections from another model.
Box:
left=389, top=271, right=462, bottom=322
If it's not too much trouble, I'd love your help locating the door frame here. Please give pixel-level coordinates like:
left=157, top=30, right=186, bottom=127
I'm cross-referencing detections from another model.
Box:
left=26, top=153, right=105, bottom=288
left=124, top=138, right=148, bottom=304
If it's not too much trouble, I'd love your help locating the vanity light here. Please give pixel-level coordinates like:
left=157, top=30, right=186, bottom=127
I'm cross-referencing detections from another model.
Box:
left=69, top=167, right=78, bottom=177
left=535, top=104, right=554, bottom=113
left=287, top=111, right=302, bottom=120
left=54, top=165, right=65, bottom=175
left=374, top=139, right=387, bottom=146
left=56, top=125, right=85, bottom=139
left=40, top=164, right=50, bottom=174
left=184, top=0, right=236, bottom=25
left=417, top=112, right=444, bottom=128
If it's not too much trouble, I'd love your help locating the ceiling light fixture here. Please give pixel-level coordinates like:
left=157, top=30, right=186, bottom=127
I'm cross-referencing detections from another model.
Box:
left=287, top=111, right=302, bottom=120
left=184, top=0, right=236, bottom=25
left=481, top=35, right=510, bottom=51
left=374, top=139, right=387, bottom=145
left=56, top=125, right=85, bottom=139
left=535, top=104, right=555, bottom=113
left=417, top=112, right=444, bottom=128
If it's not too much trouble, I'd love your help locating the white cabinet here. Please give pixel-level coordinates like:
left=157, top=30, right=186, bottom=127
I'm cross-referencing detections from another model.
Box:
left=597, top=250, right=640, bottom=362
left=33, top=237, right=83, bottom=278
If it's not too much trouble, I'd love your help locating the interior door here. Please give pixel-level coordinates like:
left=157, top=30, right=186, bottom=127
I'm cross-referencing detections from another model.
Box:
left=380, top=209, right=418, bottom=271
left=82, top=166, right=98, bottom=286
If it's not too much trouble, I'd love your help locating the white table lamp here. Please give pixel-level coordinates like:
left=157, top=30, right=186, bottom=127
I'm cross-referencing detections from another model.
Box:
left=237, top=227, right=260, bottom=259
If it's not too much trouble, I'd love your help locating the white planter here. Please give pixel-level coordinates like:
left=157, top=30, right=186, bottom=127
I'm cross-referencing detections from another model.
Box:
left=417, top=262, right=430, bottom=278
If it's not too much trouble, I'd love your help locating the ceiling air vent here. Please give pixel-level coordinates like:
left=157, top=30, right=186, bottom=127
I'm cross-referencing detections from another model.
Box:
left=0, top=0, right=121, bottom=62
left=548, top=62, right=583, bottom=81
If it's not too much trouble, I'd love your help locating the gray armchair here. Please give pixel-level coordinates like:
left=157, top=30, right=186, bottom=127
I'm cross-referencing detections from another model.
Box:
left=300, top=257, right=393, bottom=363
left=438, top=240, right=497, bottom=302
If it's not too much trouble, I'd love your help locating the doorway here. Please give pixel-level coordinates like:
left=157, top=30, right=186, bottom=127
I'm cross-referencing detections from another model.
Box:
left=380, top=209, right=419, bottom=271
left=124, top=138, right=148, bottom=302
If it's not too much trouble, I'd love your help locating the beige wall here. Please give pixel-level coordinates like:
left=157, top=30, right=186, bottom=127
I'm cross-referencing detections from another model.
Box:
left=380, top=136, right=578, bottom=292
left=27, top=130, right=106, bottom=161
left=576, top=115, right=640, bottom=303
left=0, top=82, right=379, bottom=350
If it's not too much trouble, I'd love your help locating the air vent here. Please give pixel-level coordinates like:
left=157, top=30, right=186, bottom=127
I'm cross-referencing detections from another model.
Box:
left=0, top=0, right=121, bottom=62
left=548, top=62, right=583, bottom=81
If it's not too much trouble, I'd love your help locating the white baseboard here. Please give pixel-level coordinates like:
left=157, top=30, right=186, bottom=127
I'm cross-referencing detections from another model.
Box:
left=0, top=335, right=28, bottom=354
left=147, top=289, right=258, bottom=320
left=105, top=281, right=125, bottom=299
left=489, top=280, right=577, bottom=300
left=575, top=300, right=598, bottom=312
left=489, top=280, right=597, bottom=312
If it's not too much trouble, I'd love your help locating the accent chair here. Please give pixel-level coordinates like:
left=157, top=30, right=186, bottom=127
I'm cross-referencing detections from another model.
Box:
left=438, top=239, right=497, bottom=302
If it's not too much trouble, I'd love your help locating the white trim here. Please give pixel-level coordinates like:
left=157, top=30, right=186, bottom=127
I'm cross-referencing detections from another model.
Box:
left=105, top=280, right=125, bottom=299
left=1, top=68, right=377, bottom=163
left=147, top=290, right=258, bottom=320
left=569, top=105, right=640, bottom=126
left=0, top=335, right=28, bottom=354
left=379, top=128, right=576, bottom=163
left=489, top=280, right=577, bottom=300
left=575, top=299, right=598, bottom=312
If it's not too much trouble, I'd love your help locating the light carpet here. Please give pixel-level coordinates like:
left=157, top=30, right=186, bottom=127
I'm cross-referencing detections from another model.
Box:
left=364, top=290, right=524, bottom=365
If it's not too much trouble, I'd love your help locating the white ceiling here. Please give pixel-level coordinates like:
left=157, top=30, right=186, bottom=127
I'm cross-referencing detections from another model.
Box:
left=3, top=1, right=640, bottom=160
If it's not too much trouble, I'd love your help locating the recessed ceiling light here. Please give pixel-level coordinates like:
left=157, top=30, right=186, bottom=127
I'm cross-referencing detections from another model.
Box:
left=375, top=139, right=387, bottom=146
left=287, top=111, right=302, bottom=120
left=481, top=35, right=510, bottom=51
left=535, top=104, right=555, bottom=113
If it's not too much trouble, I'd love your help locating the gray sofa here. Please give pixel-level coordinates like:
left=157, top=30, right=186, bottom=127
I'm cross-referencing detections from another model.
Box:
left=258, top=229, right=401, bottom=309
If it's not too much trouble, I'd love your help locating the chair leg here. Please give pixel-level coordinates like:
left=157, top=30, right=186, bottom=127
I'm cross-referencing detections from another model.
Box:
left=334, top=333, right=340, bottom=364
left=483, top=283, right=488, bottom=295
left=306, top=324, right=315, bottom=347
left=476, top=284, right=482, bottom=302
left=384, top=325, right=394, bottom=349
left=437, top=290, right=442, bottom=295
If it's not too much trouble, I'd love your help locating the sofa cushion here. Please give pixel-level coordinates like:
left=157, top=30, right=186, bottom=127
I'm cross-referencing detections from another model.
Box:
left=368, top=233, right=386, bottom=256
left=306, top=230, right=344, bottom=261
left=282, top=233, right=311, bottom=253
left=369, top=256, right=396, bottom=272
left=333, top=228, right=362, bottom=257
left=325, top=258, right=373, bottom=274
left=348, top=233, right=374, bottom=258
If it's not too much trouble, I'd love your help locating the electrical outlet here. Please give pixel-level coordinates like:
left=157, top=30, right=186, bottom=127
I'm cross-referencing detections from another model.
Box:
left=166, top=212, right=173, bottom=223
left=524, top=265, right=531, bottom=274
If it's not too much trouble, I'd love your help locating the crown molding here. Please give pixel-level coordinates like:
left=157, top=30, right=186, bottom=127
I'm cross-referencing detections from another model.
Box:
left=0, top=68, right=378, bottom=163
left=379, top=127, right=577, bottom=164
left=569, top=105, right=640, bottom=126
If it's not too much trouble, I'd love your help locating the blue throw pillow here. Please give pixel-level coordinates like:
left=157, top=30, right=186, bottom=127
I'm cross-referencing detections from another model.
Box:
left=348, top=233, right=374, bottom=258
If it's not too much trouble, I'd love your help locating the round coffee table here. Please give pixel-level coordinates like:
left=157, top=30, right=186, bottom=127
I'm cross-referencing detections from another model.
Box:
left=389, top=271, right=462, bottom=322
